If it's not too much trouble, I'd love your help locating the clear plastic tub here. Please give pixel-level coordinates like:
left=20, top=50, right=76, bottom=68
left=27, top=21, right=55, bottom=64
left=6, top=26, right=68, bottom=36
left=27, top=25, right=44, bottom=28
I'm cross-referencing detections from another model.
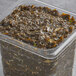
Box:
left=0, top=0, right=76, bottom=76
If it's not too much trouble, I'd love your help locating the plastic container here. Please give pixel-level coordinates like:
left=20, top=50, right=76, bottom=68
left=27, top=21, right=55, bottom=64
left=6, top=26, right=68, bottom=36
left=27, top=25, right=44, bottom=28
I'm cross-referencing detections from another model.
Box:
left=0, top=0, right=76, bottom=76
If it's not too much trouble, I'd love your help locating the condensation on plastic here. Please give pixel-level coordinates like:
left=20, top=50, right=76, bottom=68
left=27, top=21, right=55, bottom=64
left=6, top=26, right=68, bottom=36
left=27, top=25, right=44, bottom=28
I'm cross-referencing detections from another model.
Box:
left=0, top=0, right=76, bottom=76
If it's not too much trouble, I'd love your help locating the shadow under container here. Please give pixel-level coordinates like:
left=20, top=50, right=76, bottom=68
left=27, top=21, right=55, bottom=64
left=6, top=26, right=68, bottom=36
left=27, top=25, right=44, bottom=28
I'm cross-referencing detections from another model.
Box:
left=0, top=0, right=76, bottom=76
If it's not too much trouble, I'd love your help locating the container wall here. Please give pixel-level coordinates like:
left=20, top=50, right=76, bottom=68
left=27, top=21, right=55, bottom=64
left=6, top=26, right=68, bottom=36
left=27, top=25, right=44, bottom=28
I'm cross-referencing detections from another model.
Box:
left=0, top=47, right=4, bottom=76
left=0, top=41, right=56, bottom=76
left=56, top=41, right=75, bottom=76
left=0, top=40, right=75, bottom=76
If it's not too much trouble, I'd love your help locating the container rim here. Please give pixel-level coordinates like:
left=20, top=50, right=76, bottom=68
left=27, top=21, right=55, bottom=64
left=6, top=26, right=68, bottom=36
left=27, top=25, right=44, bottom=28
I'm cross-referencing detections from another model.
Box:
left=0, top=31, right=76, bottom=59
left=0, top=0, right=76, bottom=59
left=35, top=0, right=76, bottom=16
